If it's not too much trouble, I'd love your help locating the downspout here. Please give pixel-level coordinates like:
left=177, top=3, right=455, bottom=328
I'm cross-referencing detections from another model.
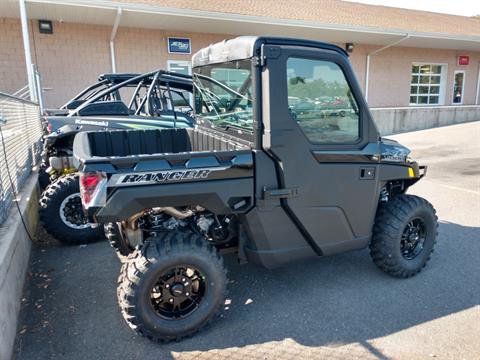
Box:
left=476, top=63, right=480, bottom=105
left=109, top=7, right=122, bottom=73
left=18, top=0, right=36, bottom=101
left=365, top=34, right=410, bottom=103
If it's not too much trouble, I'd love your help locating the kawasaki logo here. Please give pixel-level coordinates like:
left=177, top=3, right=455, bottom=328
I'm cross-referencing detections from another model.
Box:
left=109, top=167, right=227, bottom=187
left=75, top=119, right=109, bottom=127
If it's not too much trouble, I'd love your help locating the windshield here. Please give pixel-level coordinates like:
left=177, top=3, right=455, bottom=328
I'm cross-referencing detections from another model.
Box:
left=193, top=60, right=253, bottom=131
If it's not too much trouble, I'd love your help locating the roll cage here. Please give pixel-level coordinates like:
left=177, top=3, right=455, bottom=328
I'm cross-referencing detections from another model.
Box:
left=60, top=73, right=140, bottom=110
left=69, top=70, right=194, bottom=118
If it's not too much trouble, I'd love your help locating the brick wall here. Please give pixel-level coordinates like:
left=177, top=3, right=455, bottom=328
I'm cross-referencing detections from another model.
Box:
left=1, top=17, right=479, bottom=108
left=0, top=18, right=28, bottom=95
left=0, top=18, right=230, bottom=107
left=114, top=27, right=229, bottom=73
left=32, top=22, right=112, bottom=107
left=364, top=45, right=480, bottom=107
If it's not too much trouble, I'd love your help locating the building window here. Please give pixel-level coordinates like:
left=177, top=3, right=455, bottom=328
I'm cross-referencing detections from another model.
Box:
left=167, top=60, right=192, bottom=104
left=410, top=64, right=445, bottom=105
left=452, top=70, right=465, bottom=104
left=286, top=57, right=360, bottom=144
left=167, top=60, right=192, bottom=76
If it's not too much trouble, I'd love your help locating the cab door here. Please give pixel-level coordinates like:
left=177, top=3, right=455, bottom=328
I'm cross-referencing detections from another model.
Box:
left=262, top=45, right=380, bottom=255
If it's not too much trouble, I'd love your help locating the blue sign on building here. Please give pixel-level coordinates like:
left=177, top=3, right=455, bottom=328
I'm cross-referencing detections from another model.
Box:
left=168, top=37, right=191, bottom=54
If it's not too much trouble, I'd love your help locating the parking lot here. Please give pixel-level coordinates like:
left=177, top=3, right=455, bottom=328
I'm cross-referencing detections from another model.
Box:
left=14, top=122, right=480, bottom=360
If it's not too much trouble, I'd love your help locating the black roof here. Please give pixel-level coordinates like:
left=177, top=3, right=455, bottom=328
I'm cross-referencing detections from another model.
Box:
left=98, top=71, right=192, bottom=90
left=98, top=73, right=141, bottom=84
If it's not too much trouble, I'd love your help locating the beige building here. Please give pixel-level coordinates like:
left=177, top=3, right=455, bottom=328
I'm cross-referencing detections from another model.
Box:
left=1, top=0, right=480, bottom=130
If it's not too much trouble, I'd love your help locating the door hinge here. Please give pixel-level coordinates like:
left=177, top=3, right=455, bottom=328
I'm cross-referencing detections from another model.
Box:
left=253, top=56, right=264, bottom=67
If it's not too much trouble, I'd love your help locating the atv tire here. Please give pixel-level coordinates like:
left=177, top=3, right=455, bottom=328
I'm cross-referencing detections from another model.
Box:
left=105, top=222, right=133, bottom=256
left=370, top=194, right=438, bottom=278
left=117, top=231, right=227, bottom=342
left=39, top=174, right=104, bottom=244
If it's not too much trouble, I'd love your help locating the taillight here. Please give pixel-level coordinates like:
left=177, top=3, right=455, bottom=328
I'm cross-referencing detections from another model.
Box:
left=79, top=172, right=107, bottom=209
left=47, top=122, right=53, bottom=134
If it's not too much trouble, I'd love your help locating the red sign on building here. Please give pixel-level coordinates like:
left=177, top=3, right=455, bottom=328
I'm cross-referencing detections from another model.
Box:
left=458, top=55, right=469, bottom=66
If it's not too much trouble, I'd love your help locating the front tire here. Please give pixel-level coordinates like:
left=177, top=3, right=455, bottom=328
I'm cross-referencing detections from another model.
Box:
left=39, top=174, right=104, bottom=244
left=370, top=194, right=438, bottom=278
left=117, top=231, right=227, bottom=342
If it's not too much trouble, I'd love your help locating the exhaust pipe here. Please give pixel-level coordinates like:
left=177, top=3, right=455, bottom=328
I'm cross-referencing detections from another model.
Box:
left=126, top=206, right=202, bottom=230
left=152, top=207, right=194, bottom=219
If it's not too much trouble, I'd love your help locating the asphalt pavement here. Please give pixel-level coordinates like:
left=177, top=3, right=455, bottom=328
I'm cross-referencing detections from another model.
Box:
left=14, top=121, right=480, bottom=360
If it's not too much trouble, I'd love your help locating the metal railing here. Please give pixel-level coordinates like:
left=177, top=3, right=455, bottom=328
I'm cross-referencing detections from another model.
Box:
left=0, top=92, right=43, bottom=225
left=12, top=64, right=45, bottom=112
left=12, top=85, right=30, bottom=100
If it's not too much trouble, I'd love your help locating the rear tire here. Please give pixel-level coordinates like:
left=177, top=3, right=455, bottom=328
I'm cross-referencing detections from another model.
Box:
left=117, top=231, right=227, bottom=342
left=370, top=194, right=438, bottom=278
left=105, top=222, right=133, bottom=256
left=39, top=174, right=104, bottom=244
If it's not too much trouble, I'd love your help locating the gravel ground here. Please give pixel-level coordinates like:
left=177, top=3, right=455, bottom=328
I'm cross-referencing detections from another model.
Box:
left=14, top=122, right=480, bottom=360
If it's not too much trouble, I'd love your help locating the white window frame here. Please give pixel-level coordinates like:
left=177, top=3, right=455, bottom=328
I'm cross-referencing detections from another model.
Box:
left=409, top=62, right=447, bottom=106
left=167, top=60, right=193, bottom=105
left=167, top=60, right=192, bottom=75
left=452, top=70, right=466, bottom=105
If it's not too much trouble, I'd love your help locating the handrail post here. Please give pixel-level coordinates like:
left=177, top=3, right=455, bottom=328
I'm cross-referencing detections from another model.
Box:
left=18, top=0, right=36, bottom=102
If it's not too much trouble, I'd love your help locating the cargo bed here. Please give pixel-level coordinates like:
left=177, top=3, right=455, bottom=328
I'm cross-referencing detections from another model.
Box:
left=73, top=127, right=253, bottom=170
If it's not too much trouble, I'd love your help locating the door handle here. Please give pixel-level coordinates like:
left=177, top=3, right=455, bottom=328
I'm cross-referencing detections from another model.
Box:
left=360, top=167, right=375, bottom=180
left=263, top=187, right=299, bottom=200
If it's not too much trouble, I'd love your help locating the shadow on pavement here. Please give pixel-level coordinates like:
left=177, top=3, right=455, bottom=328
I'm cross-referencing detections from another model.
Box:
left=15, top=221, right=480, bottom=359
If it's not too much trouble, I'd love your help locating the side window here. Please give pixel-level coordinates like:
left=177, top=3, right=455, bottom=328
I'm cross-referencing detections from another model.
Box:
left=286, top=57, right=360, bottom=144
left=170, top=90, right=192, bottom=111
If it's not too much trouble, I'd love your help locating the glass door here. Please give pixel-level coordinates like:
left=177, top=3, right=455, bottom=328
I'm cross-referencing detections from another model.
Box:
left=452, top=70, right=465, bottom=105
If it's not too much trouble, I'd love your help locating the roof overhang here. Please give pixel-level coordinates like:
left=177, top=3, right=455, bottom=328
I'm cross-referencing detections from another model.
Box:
left=4, top=0, right=480, bottom=51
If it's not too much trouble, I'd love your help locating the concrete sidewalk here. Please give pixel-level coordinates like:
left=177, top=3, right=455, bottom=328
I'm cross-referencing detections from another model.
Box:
left=14, top=122, right=480, bottom=360
left=0, top=173, right=39, bottom=360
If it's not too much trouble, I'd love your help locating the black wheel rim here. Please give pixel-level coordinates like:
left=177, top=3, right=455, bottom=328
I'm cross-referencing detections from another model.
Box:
left=401, top=217, right=427, bottom=260
left=150, top=266, right=206, bottom=320
left=59, top=193, right=90, bottom=229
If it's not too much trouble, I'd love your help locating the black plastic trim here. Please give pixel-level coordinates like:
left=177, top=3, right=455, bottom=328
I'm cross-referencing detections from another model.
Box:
left=265, top=149, right=324, bottom=256
left=280, top=199, right=324, bottom=256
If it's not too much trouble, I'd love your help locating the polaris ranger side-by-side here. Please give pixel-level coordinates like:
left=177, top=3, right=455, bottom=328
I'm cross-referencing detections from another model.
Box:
left=74, top=37, right=438, bottom=341
left=39, top=71, right=194, bottom=244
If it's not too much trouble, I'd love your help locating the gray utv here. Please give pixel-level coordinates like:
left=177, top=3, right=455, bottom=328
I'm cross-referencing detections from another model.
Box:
left=73, top=36, right=438, bottom=341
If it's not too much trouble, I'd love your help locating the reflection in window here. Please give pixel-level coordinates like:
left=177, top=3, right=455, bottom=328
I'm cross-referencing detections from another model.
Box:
left=211, top=68, right=250, bottom=92
left=193, top=60, right=253, bottom=131
left=452, top=71, right=465, bottom=104
left=286, top=58, right=360, bottom=144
